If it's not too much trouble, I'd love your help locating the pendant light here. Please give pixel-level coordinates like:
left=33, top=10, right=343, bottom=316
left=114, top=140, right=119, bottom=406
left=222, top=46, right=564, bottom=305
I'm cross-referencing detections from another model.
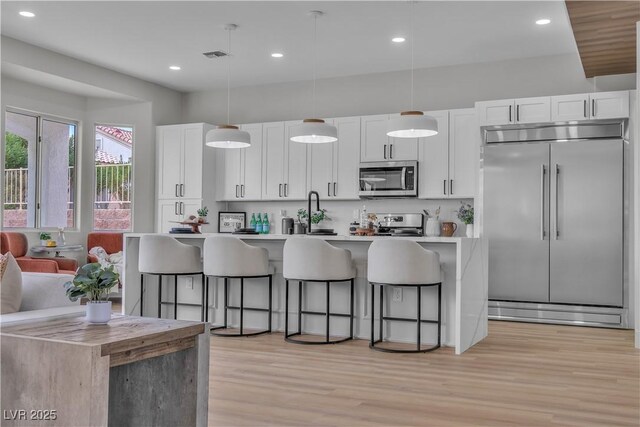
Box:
left=290, top=10, right=337, bottom=144
left=387, top=2, right=438, bottom=138
left=206, top=24, right=251, bottom=149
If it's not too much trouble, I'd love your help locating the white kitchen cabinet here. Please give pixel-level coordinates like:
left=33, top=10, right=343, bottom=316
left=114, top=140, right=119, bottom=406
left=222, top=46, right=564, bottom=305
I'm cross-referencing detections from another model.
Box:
left=551, top=93, right=590, bottom=122
left=157, top=127, right=185, bottom=199
left=475, top=99, right=515, bottom=126
left=590, top=91, right=629, bottom=119
left=261, top=121, right=307, bottom=200
left=181, top=127, right=204, bottom=199
left=221, top=123, right=263, bottom=201
left=515, top=97, right=551, bottom=124
left=448, top=108, right=480, bottom=198
left=156, top=199, right=201, bottom=233
left=419, top=109, right=479, bottom=199
left=418, top=111, right=449, bottom=198
left=360, top=114, right=418, bottom=162
left=309, top=116, right=361, bottom=199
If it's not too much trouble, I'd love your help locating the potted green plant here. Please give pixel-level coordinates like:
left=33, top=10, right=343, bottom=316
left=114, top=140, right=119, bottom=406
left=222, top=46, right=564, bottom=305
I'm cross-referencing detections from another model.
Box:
left=197, top=206, right=209, bottom=223
left=64, top=263, right=120, bottom=324
left=297, top=208, right=331, bottom=228
left=39, top=232, right=52, bottom=246
left=457, top=203, right=475, bottom=237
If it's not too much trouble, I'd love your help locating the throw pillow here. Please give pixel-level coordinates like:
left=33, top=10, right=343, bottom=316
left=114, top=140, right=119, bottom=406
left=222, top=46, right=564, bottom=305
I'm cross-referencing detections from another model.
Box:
left=1, top=252, right=23, bottom=314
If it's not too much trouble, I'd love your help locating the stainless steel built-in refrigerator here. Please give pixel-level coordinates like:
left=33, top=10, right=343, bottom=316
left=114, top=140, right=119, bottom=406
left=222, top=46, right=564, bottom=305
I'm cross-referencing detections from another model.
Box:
left=483, top=123, right=625, bottom=327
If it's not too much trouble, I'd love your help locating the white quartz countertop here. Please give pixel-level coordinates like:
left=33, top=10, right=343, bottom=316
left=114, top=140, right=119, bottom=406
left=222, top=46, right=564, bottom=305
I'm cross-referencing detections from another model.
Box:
left=125, top=232, right=476, bottom=243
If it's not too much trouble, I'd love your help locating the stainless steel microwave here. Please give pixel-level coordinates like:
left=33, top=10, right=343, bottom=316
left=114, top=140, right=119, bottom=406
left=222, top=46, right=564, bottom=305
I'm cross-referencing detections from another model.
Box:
left=358, top=161, right=418, bottom=198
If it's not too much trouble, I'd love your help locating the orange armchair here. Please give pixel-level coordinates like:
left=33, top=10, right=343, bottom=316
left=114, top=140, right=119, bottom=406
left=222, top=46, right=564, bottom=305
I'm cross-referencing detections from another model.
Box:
left=87, top=232, right=123, bottom=263
left=0, top=232, right=78, bottom=274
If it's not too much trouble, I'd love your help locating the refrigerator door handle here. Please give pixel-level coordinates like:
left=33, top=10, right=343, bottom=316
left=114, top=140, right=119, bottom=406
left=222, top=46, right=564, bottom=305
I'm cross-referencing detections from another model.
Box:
left=554, top=164, right=559, bottom=239
left=540, top=165, right=545, bottom=240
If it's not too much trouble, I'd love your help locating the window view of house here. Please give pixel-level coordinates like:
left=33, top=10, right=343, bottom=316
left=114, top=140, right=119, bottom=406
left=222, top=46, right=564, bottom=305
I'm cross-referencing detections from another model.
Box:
left=3, top=110, right=76, bottom=229
left=93, top=125, right=133, bottom=231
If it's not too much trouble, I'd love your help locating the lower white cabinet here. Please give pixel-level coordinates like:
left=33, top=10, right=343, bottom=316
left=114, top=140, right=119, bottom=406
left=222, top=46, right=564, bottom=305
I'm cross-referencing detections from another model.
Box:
left=419, top=108, right=479, bottom=199
left=157, top=199, right=201, bottom=233
left=261, top=121, right=308, bottom=200
left=309, top=116, right=361, bottom=199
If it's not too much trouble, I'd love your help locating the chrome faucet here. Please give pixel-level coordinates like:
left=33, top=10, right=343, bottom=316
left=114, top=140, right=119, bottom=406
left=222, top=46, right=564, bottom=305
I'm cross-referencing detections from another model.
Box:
left=307, top=190, right=320, bottom=234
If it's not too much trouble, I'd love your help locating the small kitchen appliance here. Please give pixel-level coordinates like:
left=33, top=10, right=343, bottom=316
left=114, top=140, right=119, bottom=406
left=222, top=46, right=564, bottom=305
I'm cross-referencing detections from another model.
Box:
left=358, top=161, right=418, bottom=198
left=374, top=213, right=424, bottom=237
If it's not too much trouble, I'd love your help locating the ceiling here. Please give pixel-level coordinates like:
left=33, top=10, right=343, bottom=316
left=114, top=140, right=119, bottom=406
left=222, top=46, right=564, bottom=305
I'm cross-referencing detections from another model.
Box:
left=1, top=1, right=578, bottom=93
left=565, top=0, right=639, bottom=78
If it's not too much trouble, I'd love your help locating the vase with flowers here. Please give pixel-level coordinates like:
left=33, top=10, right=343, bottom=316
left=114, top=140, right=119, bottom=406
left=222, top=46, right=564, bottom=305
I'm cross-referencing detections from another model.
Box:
left=457, top=203, right=475, bottom=237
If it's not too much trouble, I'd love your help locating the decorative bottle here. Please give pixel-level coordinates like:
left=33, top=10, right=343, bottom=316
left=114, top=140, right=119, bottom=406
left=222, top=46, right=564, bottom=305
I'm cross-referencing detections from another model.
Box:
left=255, top=213, right=263, bottom=233
left=360, top=205, right=368, bottom=228
left=250, top=213, right=257, bottom=230
left=262, top=213, right=270, bottom=234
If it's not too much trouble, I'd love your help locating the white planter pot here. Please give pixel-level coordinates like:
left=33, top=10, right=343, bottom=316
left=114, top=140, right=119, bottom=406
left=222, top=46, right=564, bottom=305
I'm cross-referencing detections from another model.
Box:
left=40, top=240, right=48, bottom=246
left=86, top=301, right=112, bottom=324
left=425, top=219, right=441, bottom=237
left=465, top=224, right=474, bottom=238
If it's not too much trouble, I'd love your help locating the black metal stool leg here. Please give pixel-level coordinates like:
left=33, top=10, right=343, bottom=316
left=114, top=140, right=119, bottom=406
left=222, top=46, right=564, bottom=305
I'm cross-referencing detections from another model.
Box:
left=239, top=278, right=244, bottom=335
left=268, top=275, right=273, bottom=332
left=224, top=278, right=228, bottom=328
left=158, top=275, right=162, bottom=318
left=204, top=276, right=209, bottom=323
left=417, top=285, right=422, bottom=351
left=285, top=279, right=289, bottom=338
left=173, top=275, right=178, bottom=319
left=437, top=284, right=442, bottom=347
left=140, top=273, right=144, bottom=316
left=325, top=281, right=330, bottom=343
left=350, top=279, right=354, bottom=339
left=298, top=281, right=303, bottom=335
left=379, top=284, right=384, bottom=343
left=370, top=282, right=375, bottom=345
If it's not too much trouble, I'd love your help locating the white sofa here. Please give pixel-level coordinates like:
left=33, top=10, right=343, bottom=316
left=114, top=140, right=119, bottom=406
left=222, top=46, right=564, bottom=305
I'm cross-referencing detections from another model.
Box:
left=0, top=272, right=85, bottom=325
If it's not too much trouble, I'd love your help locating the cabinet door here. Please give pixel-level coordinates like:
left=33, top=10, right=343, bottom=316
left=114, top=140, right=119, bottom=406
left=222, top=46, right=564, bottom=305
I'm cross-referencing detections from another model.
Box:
left=333, top=116, right=361, bottom=199
left=515, top=97, right=551, bottom=124
left=240, top=123, right=263, bottom=200
left=475, top=100, right=515, bottom=126
left=222, top=148, right=242, bottom=200
left=387, top=113, right=419, bottom=161
left=157, top=127, right=183, bottom=199
left=418, top=111, right=449, bottom=199
left=449, top=108, right=480, bottom=198
left=181, top=125, right=204, bottom=199
left=590, top=91, right=629, bottom=119
left=360, top=115, right=390, bottom=162
left=551, top=94, right=589, bottom=122
left=284, top=121, right=308, bottom=200
left=309, top=120, right=335, bottom=198
left=157, top=200, right=181, bottom=233
left=180, top=199, right=202, bottom=221
left=261, top=122, right=285, bottom=200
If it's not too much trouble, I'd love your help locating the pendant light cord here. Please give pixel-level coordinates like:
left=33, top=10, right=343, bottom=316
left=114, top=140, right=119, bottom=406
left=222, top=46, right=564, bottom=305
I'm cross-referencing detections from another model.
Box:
left=226, top=27, right=231, bottom=124
left=410, top=0, right=414, bottom=110
left=313, top=13, right=318, bottom=118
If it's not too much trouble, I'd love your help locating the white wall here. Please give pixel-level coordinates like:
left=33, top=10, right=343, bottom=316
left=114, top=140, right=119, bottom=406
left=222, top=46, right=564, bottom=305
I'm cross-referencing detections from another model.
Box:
left=183, top=53, right=635, bottom=125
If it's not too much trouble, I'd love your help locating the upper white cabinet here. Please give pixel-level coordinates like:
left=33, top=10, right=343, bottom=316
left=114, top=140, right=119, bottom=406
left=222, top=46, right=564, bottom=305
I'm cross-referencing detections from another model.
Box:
left=220, top=123, right=263, bottom=201
left=261, top=121, right=308, bottom=200
left=360, top=114, right=418, bottom=162
left=309, top=116, right=361, bottom=199
left=476, top=97, right=550, bottom=126
left=157, top=124, right=206, bottom=200
left=419, top=109, right=479, bottom=199
left=590, top=91, right=630, bottom=120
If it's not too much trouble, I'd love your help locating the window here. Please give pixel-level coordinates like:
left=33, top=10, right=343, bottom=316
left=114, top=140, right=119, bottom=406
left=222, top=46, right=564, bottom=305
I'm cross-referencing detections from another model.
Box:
left=3, top=109, right=77, bottom=229
left=93, top=125, right=133, bottom=231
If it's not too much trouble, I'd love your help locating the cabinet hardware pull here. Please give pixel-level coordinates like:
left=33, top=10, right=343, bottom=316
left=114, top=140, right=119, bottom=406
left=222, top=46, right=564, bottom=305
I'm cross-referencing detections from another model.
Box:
left=175, top=202, right=178, bottom=215
left=450, top=179, right=453, bottom=195
left=516, top=105, right=520, bottom=122
left=241, top=185, right=245, bottom=198
left=509, top=105, right=512, bottom=122
left=591, top=99, right=596, bottom=117
left=540, top=165, right=545, bottom=240
left=180, top=184, right=184, bottom=197
left=180, top=202, right=184, bottom=216
left=279, top=184, right=283, bottom=197
left=175, top=184, right=179, bottom=198
left=236, top=185, right=239, bottom=198
left=284, top=183, right=288, bottom=197
left=328, top=182, right=331, bottom=197
left=443, top=179, right=447, bottom=195
left=383, top=144, right=387, bottom=159
left=333, top=182, right=337, bottom=197
left=554, top=164, right=559, bottom=239
left=583, top=99, right=587, bottom=118
left=389, top=144, right=393, bottom=159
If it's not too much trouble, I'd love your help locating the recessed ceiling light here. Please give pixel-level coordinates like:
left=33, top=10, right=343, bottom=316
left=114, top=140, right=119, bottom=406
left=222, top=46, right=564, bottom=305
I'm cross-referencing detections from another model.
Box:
left=271, top=53, right=284, bottom=58
left=19, top=11, right=35, bottom=18
left=169, top=65, right=181, bottom=71
left=536, top=18, right=551, bottom=25
left=392, top=37, right=406, bottom=43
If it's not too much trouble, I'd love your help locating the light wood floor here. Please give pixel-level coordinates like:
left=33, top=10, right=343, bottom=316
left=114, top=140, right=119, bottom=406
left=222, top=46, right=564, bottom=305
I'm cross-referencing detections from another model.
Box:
left=208, top=321, right=639, bottom=426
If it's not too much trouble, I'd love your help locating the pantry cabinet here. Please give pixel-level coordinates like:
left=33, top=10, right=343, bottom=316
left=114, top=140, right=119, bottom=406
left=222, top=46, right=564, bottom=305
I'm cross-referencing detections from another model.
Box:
left=360, top=114, right=418, bottom=162
left=419, top=108, right=479, bottom=199
left=308, top=116, right=361, bottom=199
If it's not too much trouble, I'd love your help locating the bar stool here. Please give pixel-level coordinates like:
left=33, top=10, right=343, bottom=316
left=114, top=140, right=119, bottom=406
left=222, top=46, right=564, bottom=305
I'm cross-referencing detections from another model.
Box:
left=203, top=235, right=273, bottom=337
left=139, top=235, right=205, bottom=320
left=283, top=237, right=355, bottom=345
left=368, top=240, right=442, bottom=353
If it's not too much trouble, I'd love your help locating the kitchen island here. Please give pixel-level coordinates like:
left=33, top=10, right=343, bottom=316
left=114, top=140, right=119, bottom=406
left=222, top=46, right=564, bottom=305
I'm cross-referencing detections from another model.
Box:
left=122, top=233, right=487, bottom=354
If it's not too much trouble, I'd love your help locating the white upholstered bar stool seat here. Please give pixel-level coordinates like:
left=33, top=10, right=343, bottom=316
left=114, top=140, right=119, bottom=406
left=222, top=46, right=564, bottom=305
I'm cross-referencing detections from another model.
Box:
left=203, top=235, right=273, bottom=337
left=138, top=235, right=204, bottom=320
left=367, top=239, right=442, bottom=353
left=282, top=237, right=355, bottom=345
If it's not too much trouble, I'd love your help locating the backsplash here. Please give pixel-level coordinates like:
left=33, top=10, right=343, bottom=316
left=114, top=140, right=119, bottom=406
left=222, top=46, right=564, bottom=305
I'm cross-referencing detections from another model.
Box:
left=226, top=198, right=473, bottom=236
